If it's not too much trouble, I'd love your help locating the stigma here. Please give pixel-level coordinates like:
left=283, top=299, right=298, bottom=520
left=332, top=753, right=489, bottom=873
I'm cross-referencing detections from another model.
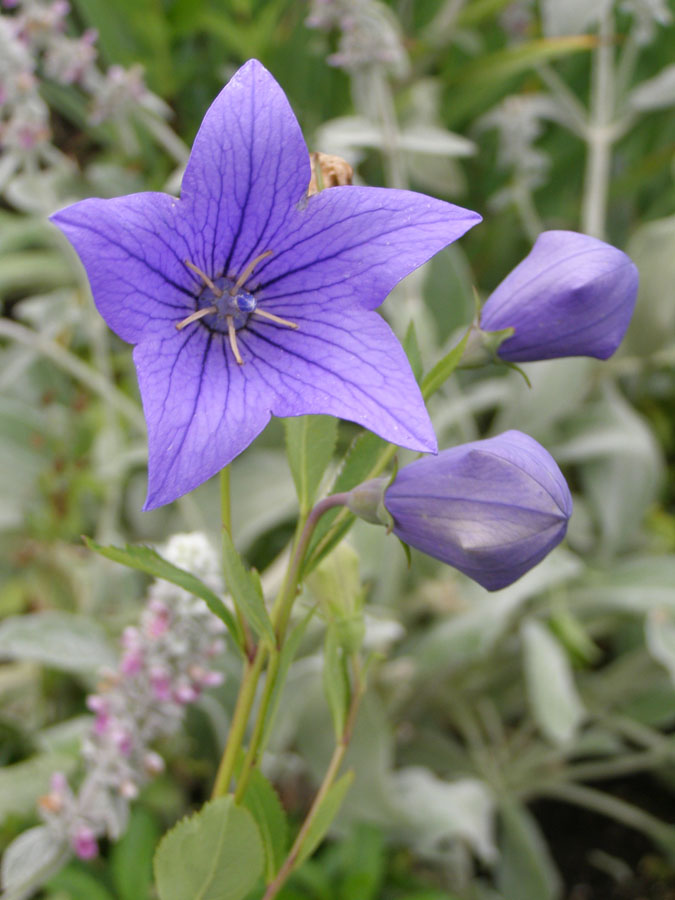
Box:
left=176, top=253, right=298, bottom=365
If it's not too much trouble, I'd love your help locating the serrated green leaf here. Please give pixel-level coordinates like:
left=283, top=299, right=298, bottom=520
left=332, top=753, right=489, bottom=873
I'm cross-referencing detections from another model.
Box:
left=221, top=529, right=275, bottom=645
left=295, top=771, right=354, bottom=868
left=421, top=328, right=471, bottom=399
left=323, top=624, right=349, bottom=738
left=241, top=769, right=288, bottom=880
left=403, top=321, right=423, bottom=383
left=283, top=415, right=338, bottom=513
left=111, top=807, right=160, bottom=900
left=154, top=797, right=264, bottom=900
left=83, top=538, right=241, bottom=647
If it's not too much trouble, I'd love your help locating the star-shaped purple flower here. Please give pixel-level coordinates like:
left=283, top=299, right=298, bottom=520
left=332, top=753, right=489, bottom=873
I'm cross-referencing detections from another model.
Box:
left=51, top=60, right=480, bottom=509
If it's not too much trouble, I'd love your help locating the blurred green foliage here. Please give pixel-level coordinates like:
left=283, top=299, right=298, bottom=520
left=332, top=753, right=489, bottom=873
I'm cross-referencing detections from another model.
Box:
left=2, top=0, right=675, bottom=898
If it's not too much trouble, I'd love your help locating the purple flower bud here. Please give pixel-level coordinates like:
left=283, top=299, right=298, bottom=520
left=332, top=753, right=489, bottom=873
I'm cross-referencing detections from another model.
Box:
left=382, top=431, right=572, bottom=591
left=72, top=825, right=98, bottom=860
left=480, top=231, right=638, bottom=362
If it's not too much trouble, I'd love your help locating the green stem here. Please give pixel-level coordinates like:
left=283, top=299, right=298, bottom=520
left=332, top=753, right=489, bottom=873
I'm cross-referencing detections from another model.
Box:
left=306, top=445, right=398, bottom=571
left=262, top=656, right=365, bottom=900
left=211, top=648, right=267, bottom=799
left=233, top=649, right=280, bottom=803
left=271, top=493, right=350, bottom=643
left=220, top=466, right=232, bottom=537
left=581, top=10, right=615, bottom=238
left=212, top=492, right=350, bottom=801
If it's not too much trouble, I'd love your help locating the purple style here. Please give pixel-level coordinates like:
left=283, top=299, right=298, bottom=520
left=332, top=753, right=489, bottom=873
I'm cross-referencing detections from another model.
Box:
left=50, top=59, right=481, bottom=508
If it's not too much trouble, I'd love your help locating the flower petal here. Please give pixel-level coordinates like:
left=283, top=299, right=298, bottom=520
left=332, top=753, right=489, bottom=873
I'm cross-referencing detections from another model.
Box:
left=134, top=330, right=271, bottom=509
left=50, top=193, right=199, bottom=344
left=237, top=306, right=437, bottom=453
left=250, top=185, right=481, bottom=311
left=180, top=59, right=311, bottom=282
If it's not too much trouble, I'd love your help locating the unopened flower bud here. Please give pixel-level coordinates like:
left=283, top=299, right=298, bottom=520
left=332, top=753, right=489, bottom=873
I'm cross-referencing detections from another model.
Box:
left=480, top=231, right=638, bottom=362
left=350, top=431, right=572, bottom=591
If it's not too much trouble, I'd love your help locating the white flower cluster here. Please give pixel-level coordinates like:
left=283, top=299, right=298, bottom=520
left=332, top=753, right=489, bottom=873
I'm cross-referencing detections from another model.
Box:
left=306, top=0, right=409, bottom=78
left=38, top=533, right=226, bottom=861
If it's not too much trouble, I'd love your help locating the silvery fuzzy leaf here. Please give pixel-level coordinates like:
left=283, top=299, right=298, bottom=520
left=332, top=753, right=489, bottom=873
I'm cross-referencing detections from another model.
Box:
left=0, top=753, right=77, bottom=824
left=412, top=548, right=583, bottom=675
left=628, top=64, right=675, bottom=111
left=624, top=214, right=675, bottom=356
left=568, top=556, right=675, bottom=613
left=316, top=115, right=476, bottom=160
left=646, top=608, right=675, bottom=685
left=1, top=826, right=67, bottom=898
left=391, top=767, right=497, bottom=864
left=0, top=611, right=116, bottom=674
left=554, top=387, right=663, bottom=556
left=522, top=618, right=586, bottom=745
left=491, top=358, right=595, bottom=438
left=541, top=0, right=612, bottom=36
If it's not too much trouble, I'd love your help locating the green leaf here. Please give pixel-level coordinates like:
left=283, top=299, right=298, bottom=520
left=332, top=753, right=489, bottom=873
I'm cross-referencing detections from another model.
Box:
left=295, top=771, right=354, bottom=868
left=83, top=538, right=241, bottom=647
left=283, top=415, right=338, bottom=513
left=47, top=864, right=117, bottom=900
left=448, top=35, right=596, bottom=124
left=421, top=328, right=471, bottom=399
left=111, top=807, right=160, bottom=900
left=323, top=624, right=350, bottom=738
left=154, top=797, right=264, bottom=900
left=497, top=801, right=562, bottom=900
left=221, top=529, right=275, bottom=645
left=403, top=321, right=423, bottom=383
left=240, top=769, right=288, bottom=880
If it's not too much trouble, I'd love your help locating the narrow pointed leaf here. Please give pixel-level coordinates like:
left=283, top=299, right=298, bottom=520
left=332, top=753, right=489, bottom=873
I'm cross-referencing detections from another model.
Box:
left=294, top=771, right=355, bottom=868
left=221, top=529, right=275, bottom=645
left=83, top=538, right=240, bottom=647
left=403, top=321, right=423, bottom=383
left=421, top=328, right=471, bottom=399
left=323, top=624, right=350, bottom=738
left=283, top=415, right=338, bottom=513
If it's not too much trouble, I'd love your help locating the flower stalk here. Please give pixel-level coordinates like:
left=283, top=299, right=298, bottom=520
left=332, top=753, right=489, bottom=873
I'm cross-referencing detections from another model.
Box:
left=261, top=654, right=366, bottom=900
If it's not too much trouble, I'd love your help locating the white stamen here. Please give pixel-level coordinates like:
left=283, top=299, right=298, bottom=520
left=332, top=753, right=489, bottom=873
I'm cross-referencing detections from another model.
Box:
left=227, top=315, right=244, bottom=365
left=252, top=309, right=299, bottom=329
left=230, top=250, right=274, bottom=295
left=184, top=260, right=222, bottom=296
left=176, top=305, right=217, bottom=330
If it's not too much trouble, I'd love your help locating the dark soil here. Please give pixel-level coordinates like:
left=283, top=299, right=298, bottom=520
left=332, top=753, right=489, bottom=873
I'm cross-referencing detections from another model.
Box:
left=534, top=777, right=675, bottom=900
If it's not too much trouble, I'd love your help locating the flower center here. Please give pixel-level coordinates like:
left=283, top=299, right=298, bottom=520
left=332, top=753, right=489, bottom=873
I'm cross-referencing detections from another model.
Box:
left=176, top=253, right=298, bottom=366
left=195, top=276, right=258, bottom=333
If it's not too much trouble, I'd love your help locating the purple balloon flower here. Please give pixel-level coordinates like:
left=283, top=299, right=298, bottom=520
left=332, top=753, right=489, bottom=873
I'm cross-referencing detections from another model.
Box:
left=480, top=230, right=638, bottom=362
left=50, top=60, right=481, bottom=509
left=365, top=430, right=571, bottom=591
